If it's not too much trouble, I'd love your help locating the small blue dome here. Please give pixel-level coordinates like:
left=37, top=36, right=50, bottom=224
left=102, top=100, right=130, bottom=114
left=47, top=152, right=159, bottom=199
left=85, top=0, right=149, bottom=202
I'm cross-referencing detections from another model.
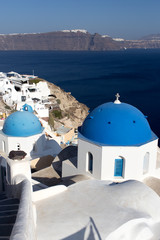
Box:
left=3, top=111, right=43, bottom=137
left=22, top=104, right=34, bottom=113
left=79, top=102, right=157, bottom=146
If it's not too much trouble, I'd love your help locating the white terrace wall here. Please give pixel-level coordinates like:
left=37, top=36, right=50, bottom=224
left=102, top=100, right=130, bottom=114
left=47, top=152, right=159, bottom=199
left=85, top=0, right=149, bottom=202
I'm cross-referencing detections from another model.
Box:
left=10, top=175, right=36, bottom=240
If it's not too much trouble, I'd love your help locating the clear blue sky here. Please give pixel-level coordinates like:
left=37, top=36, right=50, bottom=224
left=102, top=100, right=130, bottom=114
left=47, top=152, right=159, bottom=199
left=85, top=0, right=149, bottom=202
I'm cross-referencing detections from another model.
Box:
left=1, top=0, right=160, bottom=39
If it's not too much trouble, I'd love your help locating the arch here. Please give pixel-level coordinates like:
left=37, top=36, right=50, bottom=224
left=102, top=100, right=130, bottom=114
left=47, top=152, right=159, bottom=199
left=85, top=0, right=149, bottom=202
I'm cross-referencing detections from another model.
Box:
left=2, top=141, right=6, bottom=153
left=114, top=157, right=124, bottom=177
left=86, top=152, right=93, bottom=173
left=143, top=152, right=150, bottom=174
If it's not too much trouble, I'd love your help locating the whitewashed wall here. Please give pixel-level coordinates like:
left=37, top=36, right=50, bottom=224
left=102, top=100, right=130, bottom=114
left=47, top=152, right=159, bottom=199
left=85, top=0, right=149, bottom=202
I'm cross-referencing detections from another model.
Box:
left=0, top=130, right=44, bottom=156
left=77, top=137, right=158, bottom=181
left=77, top=138, right=102, bottom=179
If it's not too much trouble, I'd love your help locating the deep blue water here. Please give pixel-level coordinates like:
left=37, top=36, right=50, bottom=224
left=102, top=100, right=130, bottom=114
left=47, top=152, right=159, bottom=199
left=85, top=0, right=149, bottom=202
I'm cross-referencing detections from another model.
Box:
left=0, top=50, right=160, bottom=138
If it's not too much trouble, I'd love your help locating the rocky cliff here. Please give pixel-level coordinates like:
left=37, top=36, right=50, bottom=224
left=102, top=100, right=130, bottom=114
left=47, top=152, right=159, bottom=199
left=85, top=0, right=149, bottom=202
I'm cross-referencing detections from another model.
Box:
left=0, top=30, right=160, bottom=51
left=46, top=80, right=89, bottom=129
left=0, top=31, right=125, bottom=51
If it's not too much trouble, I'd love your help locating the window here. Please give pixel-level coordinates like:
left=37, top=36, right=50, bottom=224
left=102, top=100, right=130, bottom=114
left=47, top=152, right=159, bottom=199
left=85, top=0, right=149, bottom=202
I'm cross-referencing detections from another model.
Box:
left=87, top=152, right=93, bottom=173
left=114, top=158, right=124, bottom=177
left=143, top=152, right=150, bottom=174
left=2, top=141, right=6, bottom=152
left=21, top=96, right=26, bottom=102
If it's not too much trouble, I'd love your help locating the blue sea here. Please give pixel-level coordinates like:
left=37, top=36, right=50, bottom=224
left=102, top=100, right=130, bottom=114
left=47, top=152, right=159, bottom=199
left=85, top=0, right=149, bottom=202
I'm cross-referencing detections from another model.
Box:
left=0, top=50, right=160, bottom=138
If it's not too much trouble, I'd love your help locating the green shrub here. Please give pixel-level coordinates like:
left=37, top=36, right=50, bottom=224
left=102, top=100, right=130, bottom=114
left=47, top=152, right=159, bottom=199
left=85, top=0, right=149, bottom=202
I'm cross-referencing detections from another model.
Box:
left=52, top=109, right=62, bottom=119
left=48, top=112, right=54, bottom=130
left=29, top=78, right=43, bottom=84
left=56, top=99, right=61, bottom=105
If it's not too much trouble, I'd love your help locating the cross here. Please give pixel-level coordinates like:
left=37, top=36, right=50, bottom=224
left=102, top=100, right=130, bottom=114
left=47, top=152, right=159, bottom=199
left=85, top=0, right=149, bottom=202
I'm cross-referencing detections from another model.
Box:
left=115, top=93, right=120, bottom=101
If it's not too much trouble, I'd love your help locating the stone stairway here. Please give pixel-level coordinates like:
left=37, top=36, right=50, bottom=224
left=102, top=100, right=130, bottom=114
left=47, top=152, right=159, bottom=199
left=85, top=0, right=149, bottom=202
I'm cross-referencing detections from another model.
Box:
left=0, top=193, right=19, bottom=239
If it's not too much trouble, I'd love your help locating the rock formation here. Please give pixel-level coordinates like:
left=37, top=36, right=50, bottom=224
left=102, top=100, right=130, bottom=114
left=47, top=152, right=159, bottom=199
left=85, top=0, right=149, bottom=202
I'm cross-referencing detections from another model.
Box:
left=46, top=80, right=89, bottom=129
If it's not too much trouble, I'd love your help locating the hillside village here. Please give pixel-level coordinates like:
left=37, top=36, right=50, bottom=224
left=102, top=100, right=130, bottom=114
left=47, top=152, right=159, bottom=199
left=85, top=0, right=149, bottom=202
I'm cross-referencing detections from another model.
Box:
left=0, top=71, right=89, bottom=146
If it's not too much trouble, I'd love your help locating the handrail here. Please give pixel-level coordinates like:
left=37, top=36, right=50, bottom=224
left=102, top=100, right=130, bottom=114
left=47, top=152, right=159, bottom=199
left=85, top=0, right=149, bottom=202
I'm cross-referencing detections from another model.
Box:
left=10, top=175, right=36, bottom=240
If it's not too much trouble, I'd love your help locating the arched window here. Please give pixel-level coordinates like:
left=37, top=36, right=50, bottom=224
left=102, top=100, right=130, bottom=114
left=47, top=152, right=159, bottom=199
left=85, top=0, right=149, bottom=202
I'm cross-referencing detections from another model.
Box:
left=114, top=158, right=124, bottom=177
left=2, top=141, right=6, bottom=153
left=17, top=143, right=20, bottom=151
left=87, top=152, right=93, bottom=173
left=143, top=152, right=150, bottom=174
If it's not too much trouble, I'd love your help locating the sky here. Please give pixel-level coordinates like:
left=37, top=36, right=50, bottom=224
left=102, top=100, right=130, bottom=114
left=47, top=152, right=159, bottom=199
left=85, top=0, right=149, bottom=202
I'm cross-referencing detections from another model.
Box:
left=0, top=0, right=160, bottom=40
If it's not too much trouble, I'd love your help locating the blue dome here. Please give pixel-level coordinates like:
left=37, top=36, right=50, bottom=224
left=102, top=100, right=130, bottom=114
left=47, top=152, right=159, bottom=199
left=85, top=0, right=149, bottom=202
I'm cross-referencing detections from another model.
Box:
left=79, top=102, right=157, bottom=146
left=3, top=111, right=44, bottom=137
left=22, top=104, right=34, bottom=113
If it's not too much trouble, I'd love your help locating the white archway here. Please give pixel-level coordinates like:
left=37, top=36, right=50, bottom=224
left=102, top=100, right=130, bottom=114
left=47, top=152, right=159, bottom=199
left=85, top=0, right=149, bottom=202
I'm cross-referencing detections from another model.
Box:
left=2, top=141, right=6, bottom=153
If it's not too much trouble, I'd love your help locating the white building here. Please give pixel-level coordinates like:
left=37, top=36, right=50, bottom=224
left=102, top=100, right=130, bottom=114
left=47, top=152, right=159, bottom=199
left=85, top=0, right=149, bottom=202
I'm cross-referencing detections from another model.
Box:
left=0, top=110, right=61, bottom=158
left=62, top=94, right=158, bottom=181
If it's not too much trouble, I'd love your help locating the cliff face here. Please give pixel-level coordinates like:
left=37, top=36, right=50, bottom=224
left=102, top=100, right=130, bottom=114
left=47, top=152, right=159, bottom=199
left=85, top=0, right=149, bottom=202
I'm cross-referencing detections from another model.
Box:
left=125, top=40, right=160, bottom=49
left=0, top=31, right=124, bottom=51
left=0, top=31, right=160, bottom=51
left=46, top=80, right=89, bottom=129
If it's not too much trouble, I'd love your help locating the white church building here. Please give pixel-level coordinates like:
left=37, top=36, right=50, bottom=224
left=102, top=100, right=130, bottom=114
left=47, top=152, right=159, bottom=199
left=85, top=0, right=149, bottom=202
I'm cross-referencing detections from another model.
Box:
left=0, top=110, right=61, bottom=159
left=62, top=94, right=158, bottom=181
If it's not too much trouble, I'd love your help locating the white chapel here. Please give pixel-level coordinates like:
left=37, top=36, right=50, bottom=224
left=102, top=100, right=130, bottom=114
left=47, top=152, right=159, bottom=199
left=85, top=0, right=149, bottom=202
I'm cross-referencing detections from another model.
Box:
left=0, top=110, right=61, bottom=158
left=62, top=94, right=158, bottom=181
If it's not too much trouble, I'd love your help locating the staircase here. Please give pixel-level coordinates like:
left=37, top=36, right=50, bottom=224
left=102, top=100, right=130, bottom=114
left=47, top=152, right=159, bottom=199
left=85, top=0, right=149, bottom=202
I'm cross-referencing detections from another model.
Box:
left=0, top=193, right=19, bottom=239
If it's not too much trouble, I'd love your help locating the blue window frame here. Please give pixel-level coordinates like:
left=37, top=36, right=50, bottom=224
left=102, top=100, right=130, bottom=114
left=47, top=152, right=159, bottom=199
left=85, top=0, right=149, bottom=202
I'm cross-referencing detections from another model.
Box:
left=114, top=158, right=123, bottom=177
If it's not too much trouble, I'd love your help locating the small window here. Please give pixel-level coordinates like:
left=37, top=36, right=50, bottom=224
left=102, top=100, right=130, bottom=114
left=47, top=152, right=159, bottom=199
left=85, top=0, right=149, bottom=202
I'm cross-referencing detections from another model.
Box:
left=87, top=152, right=93, bottom=173
left=21, top=96, right=26, bottom=102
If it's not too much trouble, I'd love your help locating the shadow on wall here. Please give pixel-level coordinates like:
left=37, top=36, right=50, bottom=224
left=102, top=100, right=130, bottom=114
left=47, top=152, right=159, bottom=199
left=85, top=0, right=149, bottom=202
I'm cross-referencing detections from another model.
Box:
left=52, top=145, right=78, bottom=176
left=30, top=135, right=45, bottom=157
left=30, top=135, right=61, bottom=158
left=31, top=155, right=55, bottom=171
left=31, top=176, right=61, bottom=187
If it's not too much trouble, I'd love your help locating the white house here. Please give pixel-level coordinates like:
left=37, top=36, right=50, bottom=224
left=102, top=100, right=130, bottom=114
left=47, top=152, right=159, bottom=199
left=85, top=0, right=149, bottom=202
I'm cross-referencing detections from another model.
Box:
left=62, top=94, right=158, bottom=181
